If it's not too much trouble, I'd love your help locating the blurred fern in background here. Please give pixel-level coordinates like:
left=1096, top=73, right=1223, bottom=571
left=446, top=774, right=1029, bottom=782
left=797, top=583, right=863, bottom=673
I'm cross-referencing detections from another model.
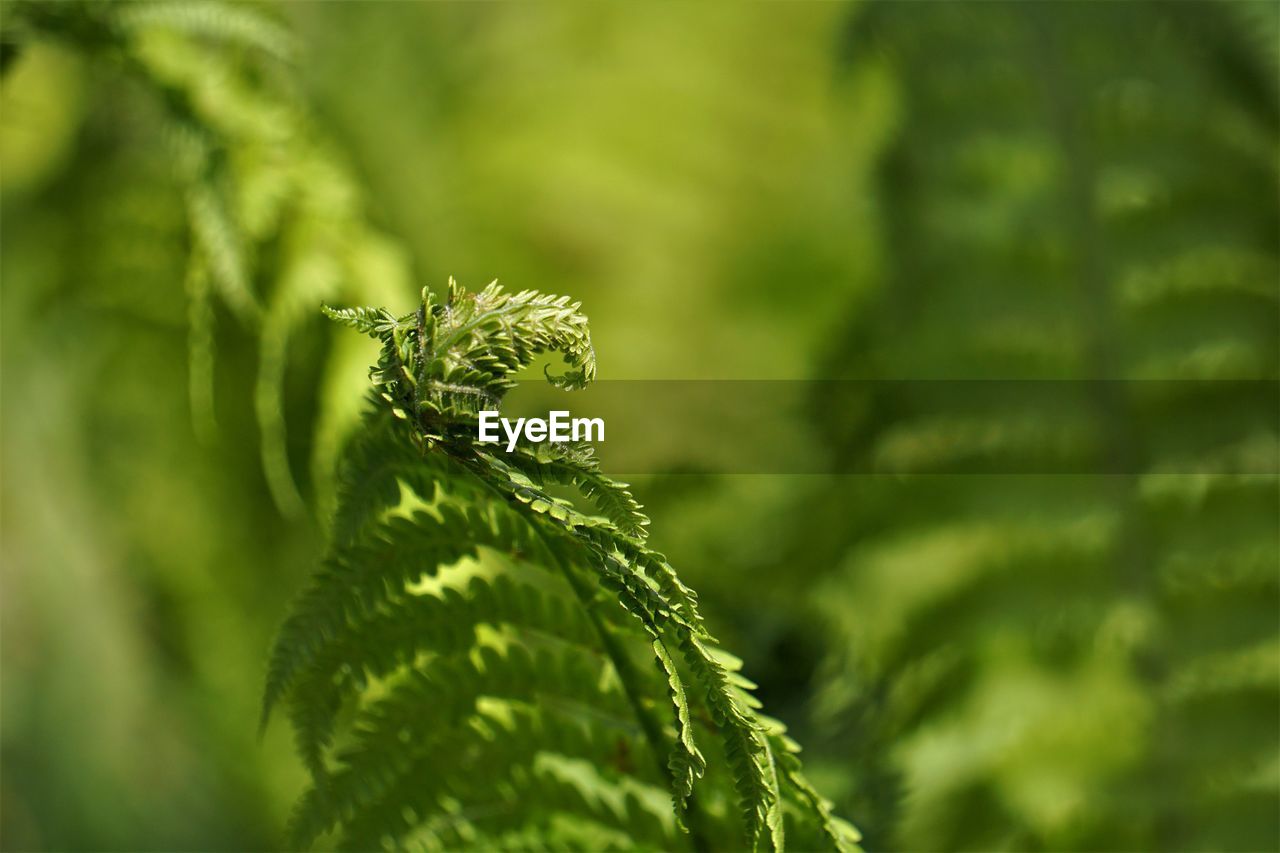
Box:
left=6, top=0, right=411, bottom=516
left=779, top=2, right=1278, bottom=849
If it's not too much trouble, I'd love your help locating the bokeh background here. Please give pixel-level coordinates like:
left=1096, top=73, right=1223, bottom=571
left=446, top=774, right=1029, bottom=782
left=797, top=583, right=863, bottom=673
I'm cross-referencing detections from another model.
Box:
left=2, top=1, right=1277, bottom=850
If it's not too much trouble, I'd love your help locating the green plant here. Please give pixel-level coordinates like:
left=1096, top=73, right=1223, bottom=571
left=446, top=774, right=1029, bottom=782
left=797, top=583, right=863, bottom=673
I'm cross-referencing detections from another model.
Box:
left=780, top=2, right=1279, bottom=849
left=5, top=4, right=858, bottom=848
left=262, top=279, right=859, bottom=850
left=7, top=0, right=410, bottom=517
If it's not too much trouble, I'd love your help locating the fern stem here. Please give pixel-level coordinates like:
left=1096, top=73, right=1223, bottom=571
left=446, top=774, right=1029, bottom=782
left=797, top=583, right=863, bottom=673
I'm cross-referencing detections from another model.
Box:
left=551, top=551, right=715, bottom=853
left=450, top=443, right=718, bottom=850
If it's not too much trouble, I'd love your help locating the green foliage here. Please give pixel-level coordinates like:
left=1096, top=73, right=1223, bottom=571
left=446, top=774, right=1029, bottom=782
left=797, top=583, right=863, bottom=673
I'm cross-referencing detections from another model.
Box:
left=3, top=6, right=860, bottom=848
left=264, top=280, right=859, bottom=851
left=9, top=0, right=410, bottom=516
left=7, top=1, right=1272, bottom=850
left=789, top=2, right=1279, bottom=849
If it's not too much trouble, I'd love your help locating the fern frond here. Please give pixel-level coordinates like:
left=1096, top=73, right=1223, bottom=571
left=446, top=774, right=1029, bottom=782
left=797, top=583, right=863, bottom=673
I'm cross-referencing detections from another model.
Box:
left=12, top=0, right=415, bottom=515
left=115, top=0, right=296, bottom=62
left=186, top=172, right=258, bottom=323
left=184, top=243, right=218, bottom=444
left=322, top=304, right=400, bottom=338
left=500, top=443, right=651, bottom=539
left=266, top=279, right=858, bottom=850
left=797, top=2, right=1279, bottom=848
left=261, top=498, right=531, bottom=731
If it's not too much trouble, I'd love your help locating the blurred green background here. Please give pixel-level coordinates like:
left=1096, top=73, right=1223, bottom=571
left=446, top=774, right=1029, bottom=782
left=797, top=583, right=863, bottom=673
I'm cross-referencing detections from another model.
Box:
left=1, top=1, right=1276, bottom=850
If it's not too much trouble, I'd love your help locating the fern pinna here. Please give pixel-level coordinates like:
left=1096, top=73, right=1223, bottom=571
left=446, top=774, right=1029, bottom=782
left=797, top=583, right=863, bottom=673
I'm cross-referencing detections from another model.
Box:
left=262, top=279, right=859, bottom=851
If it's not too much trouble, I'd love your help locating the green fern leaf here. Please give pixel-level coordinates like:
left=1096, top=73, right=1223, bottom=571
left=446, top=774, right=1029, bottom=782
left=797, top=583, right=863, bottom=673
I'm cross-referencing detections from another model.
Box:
left=265, top=279, right=858, bottom=850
